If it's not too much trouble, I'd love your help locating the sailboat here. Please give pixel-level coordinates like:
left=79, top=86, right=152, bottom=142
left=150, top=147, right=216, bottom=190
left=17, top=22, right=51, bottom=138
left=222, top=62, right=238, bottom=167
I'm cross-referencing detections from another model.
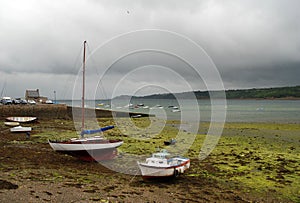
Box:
left=48, top=41, right=123, bottom=161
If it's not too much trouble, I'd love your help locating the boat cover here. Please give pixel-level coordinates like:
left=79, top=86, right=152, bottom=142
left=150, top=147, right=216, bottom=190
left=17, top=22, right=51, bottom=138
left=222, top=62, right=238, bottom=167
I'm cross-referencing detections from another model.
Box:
left=81, top=125, right=114, bottom=136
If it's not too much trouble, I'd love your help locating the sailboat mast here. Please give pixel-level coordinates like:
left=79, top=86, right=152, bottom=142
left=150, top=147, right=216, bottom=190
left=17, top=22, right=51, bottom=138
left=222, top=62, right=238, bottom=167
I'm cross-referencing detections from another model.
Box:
left=81, top=41, right=87, bottom=131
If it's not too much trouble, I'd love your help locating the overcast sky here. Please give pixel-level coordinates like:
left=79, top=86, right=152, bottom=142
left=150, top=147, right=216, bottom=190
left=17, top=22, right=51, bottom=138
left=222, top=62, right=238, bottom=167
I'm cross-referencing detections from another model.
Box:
left=1, top=0, right=300, bottom=99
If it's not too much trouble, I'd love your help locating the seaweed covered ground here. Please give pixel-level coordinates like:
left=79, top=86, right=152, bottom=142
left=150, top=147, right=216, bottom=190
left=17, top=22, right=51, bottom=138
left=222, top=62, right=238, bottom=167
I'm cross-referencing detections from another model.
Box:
left=0, top=117, right=299, bottom=202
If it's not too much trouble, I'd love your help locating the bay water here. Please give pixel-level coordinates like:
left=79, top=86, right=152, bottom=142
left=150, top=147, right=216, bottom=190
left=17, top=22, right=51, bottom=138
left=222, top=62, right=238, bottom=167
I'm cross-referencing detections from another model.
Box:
left=58, top=99, right=300, bottom=123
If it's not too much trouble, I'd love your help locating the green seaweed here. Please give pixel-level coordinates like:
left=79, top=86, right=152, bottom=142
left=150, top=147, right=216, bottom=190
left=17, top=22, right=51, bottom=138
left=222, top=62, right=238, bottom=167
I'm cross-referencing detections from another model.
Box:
left=30, top=118, right=300, bottom=202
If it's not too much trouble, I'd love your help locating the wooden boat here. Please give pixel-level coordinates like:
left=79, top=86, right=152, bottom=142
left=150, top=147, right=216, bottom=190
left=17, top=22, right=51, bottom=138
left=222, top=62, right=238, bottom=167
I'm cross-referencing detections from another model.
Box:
left=48, top=41, right=123, bottom=161
left=137, top=150, right=190, bottom=180
left=10, top=126, right=32, bottom=132
left=4, top=122, right=20, bottom=127
left=6, top=117, right=37, bottom=123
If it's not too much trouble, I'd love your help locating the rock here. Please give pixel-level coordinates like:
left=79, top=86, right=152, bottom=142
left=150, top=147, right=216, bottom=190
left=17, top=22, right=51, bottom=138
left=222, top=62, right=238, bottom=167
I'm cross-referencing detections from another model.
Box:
left=0, top=180, right=18, bottom=190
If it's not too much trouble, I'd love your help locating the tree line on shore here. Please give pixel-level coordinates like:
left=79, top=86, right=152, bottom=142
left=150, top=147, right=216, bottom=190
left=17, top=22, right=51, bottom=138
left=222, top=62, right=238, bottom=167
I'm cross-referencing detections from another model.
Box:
left=118, top=86, right=300, bottom=100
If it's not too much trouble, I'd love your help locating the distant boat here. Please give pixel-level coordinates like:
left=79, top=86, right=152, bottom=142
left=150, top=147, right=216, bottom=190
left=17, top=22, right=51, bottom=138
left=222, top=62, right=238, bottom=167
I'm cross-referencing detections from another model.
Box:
left=48, top=41, right=123, bottom=161
left=6, top=117, right=37, bottom=123
left=137, top=150, right=190, bottom=180
left=4, top=122, right=20, bottom=127
left=10, top=126, right=32, bottom=132
left=172, top=109, right=181, bottom=112
left=150, top=105, right=164, bottom=110
left=124, top=103, right=133, bottom=108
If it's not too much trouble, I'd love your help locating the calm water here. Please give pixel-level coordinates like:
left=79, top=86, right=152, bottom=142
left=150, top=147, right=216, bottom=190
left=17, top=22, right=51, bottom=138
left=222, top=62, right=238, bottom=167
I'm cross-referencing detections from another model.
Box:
left=58, top=99, right=300, bottom=123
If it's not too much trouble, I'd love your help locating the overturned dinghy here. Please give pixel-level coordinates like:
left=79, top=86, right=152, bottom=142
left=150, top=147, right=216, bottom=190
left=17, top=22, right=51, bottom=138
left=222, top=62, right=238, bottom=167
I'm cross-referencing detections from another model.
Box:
left=10, top=126, right=32, bottom=133
left=4, top=122, right=20, bottom=127
left=6, top=117, right=37, bottom=123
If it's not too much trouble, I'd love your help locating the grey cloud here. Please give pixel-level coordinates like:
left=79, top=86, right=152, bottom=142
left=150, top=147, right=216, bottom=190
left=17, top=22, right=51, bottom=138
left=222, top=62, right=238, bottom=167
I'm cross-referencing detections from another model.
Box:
left=0, top=0, right=300, bottom=98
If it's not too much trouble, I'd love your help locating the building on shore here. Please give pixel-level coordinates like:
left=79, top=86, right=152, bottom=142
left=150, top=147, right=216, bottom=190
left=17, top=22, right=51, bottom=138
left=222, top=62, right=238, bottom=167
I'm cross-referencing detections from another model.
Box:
left=25, top=89, right=48, bottom=103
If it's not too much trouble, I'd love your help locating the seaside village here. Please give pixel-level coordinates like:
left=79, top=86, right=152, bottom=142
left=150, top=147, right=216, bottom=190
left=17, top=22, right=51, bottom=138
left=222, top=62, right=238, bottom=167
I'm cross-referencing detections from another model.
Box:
left=0, top=89, right=54, bottom=105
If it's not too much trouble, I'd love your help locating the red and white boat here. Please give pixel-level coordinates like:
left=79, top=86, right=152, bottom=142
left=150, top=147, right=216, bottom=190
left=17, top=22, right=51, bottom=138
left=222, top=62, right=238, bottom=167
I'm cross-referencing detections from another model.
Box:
left=48, top=135, right=123, bottom=161
left=137, top=150, right=190, bottom=180
left=48, top=41, right=123, bottom=161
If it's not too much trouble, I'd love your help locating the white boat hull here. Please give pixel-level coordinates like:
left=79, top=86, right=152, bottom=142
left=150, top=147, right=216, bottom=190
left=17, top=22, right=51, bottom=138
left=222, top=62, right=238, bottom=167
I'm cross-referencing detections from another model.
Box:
left=48, top=138, right=123, bottom=161
left=6, top=117, right=37, bottom=123
left=138, top=159, right=190, bottom=179
left=4, top=122, right=20, bottom=127
left=10, top=126, right=32, bottom=132
left=48, top=140, right=123, bottom=151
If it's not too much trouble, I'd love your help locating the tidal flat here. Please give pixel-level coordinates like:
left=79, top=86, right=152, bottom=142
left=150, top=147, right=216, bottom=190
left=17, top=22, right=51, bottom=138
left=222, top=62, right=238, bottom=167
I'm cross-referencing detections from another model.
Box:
left=0, top=117, right=299, bottom=202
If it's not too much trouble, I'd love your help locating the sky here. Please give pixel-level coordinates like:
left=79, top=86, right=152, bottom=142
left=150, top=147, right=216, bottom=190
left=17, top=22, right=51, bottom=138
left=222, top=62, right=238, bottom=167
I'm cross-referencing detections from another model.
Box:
left=1, top=0, right=300, bottom=99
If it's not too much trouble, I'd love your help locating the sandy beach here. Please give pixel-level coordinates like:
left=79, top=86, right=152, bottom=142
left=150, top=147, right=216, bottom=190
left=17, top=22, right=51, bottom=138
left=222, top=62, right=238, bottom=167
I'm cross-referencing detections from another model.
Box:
left=0, top=106, right=299, bottom=202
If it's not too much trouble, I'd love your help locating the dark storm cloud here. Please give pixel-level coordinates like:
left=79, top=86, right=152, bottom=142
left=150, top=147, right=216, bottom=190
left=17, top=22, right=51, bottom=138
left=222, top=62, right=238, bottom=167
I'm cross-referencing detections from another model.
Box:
left=220, top=62, right=300, bottom=89
left=0, top=0, right=300, bottom=98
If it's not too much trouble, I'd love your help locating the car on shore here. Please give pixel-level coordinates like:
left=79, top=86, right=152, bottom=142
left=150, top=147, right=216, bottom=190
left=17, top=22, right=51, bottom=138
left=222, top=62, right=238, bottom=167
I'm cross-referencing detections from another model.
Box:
left=11, top=98, right=28, bottom=105
left=27, top=100, right=36, bottom=105
left=1, top=97, right=13, bottom=105
left=45, top=100, right=53, bottom=104
left=20, top=99, right=28, bottom=104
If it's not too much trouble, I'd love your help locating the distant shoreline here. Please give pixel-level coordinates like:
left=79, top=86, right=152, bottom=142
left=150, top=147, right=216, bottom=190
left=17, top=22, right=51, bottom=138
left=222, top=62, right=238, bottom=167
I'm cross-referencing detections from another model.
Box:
left=114, top=85, right=300, bottom=100
left=218, top=97, right=300, bottom=100
left=58, top=97, right=300, bottom=101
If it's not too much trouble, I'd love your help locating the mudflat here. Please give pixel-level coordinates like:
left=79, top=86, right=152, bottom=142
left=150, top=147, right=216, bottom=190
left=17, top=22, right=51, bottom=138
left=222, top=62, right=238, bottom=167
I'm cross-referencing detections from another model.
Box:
left=0, top=117, right=299, bottom=202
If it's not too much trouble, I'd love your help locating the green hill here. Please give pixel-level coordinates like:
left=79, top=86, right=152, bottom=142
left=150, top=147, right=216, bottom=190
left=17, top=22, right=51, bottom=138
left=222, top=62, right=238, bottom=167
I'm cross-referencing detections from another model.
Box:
left=117, top=86, right=300, bottom=100
left=224, top=86, right=300, bottom=99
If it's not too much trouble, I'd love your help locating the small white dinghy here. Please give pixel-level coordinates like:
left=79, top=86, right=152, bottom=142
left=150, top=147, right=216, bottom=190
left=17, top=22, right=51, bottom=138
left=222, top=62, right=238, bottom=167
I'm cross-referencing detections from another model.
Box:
left=4, top=122, right=20, bottom=127
left=10, top=126, right=32, bottom=133
left=6, top=117, right=37, bottom=123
